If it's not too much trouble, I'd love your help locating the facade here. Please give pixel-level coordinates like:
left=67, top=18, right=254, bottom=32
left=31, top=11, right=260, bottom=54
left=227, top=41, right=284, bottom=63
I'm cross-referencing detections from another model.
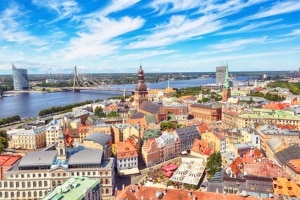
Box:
left=43, top=176, right=101, bottom=200
left=12, top=63, right=29, bottom=90
left=45, top=124, right=63, bottom=146
left=208, top=172, right=274, bottom=198
left=216, top=66, right=227, bottom=85
left=190, top=103, right=222, bottom=122
left=240, top=128, right=260, bottom=150
left=163, top=101, right=189, bottom=120
left=134, top=65, right=148, bottom=110
left=155, top=133, right=180, bottom=163
left=11, top=127, right=47, bottom=150
left=116, top=141, right=138, bottom=175
left=201, top=131, right=226, bottom=153
left=0, top=139, right=115, bottom=200
left=175, top=126, right=201, bottom=152
left=141, top=138, right=160, bottom=167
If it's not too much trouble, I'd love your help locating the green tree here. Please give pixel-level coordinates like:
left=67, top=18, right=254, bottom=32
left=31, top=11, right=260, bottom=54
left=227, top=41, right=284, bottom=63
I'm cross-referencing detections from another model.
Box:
left=206, top=151, right=222, bottom=177
left=94, top=106, right=106, bottom=118
left=0, top=130, right=8, bottom=153
left=107, top=111, right=120, bottom=117
left=160, top=121, right=176, bottom=131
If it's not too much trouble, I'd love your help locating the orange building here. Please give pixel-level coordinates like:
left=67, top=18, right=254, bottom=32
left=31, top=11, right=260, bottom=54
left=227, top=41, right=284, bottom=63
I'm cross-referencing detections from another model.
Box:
left=273, top=177, right=300, bottom=198
left=116, top=141, right=139, bottom=175
left=190, top=103, right=222, bottom=122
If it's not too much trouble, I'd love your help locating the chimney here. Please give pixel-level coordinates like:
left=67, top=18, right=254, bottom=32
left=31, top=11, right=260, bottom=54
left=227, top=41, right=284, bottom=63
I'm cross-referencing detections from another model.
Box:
left=122, top=184, right=125, bottom=191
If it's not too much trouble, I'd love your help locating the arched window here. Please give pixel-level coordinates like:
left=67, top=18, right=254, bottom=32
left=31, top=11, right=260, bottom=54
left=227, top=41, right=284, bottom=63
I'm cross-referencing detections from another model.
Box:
left=33, top=181, right=36, bottom=187
left=38, top=181, right=42, bottom=187
left=22, top=192, right=26, bottom=198
left=11, top=192, right=14, bottom=198
left=28, top=191, right=31, bottom=197
left=39, top=191, right=43, bottom=197
left=27, top=182, right=31, bottom=187
left=34, top=191, right=37, bottom=197
left=44, top=181, right=48, bottom=187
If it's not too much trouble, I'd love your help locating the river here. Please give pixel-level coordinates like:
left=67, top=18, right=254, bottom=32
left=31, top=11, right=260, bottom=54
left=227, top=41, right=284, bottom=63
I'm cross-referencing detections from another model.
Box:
left=0, top=77, right=249, bottom=118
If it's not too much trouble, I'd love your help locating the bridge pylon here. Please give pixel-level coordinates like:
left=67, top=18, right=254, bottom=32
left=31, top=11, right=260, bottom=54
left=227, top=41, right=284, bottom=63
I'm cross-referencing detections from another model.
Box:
left=73, top=66, right=80, bottom=92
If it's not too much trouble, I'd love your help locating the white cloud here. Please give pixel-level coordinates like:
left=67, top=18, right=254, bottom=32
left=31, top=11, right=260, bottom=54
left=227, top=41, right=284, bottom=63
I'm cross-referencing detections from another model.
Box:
left=150, top=0, right=200, bottom=15
left=57, top=16, right=145, bottom=61
left=281, top=29, right=300, bottom=37
left=248, top=0, right=300, bottom=19
left=0, top=4, right=46, bottom=46
left=100, top=0, right=140, bottom=16
left=114, top=50, right=177, bottom=61
left=216, top=19, right=282, bottom=35
left=32, top=0, right=80, bottom=22
left=128, top=15, right=221, bottom=48
left=209, top=37, right=267, bottom=50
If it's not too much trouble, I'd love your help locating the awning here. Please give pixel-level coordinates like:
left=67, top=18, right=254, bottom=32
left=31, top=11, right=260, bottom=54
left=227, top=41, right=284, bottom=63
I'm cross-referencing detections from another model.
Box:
left=118, top=168, right=140, bottom=175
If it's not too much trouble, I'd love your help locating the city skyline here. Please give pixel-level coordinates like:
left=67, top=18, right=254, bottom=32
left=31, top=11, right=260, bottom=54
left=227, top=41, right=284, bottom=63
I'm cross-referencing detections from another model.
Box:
left=0, top=0, right=299, bottom=74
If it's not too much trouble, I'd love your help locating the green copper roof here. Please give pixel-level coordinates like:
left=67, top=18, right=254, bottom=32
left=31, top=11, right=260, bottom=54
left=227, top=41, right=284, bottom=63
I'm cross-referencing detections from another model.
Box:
left=43, top=177, right=100, bottom=200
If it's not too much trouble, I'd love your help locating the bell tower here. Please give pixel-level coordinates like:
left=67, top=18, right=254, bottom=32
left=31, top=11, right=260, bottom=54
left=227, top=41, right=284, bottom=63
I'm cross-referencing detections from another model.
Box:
left=134, top=65, right=148, bottom=110
left=56, top=133, right=67, bottom=160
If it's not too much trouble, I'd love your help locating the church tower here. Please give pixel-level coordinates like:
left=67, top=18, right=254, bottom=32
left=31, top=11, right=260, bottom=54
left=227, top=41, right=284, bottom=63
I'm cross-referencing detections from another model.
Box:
left=222, top=66, right=231, bottom=102
left=56, top=133, right=67, bottom=160
left=134, top=65, right=148, bottom=110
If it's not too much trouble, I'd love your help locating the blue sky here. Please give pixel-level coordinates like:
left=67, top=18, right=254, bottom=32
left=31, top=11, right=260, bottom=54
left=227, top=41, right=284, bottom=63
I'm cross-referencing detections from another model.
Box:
left=0, top=0, right=299, bottom=74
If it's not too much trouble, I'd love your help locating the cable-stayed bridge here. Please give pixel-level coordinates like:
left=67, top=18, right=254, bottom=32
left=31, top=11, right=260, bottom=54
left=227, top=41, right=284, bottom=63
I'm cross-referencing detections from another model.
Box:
left=66, top=66, right=134, bottom=93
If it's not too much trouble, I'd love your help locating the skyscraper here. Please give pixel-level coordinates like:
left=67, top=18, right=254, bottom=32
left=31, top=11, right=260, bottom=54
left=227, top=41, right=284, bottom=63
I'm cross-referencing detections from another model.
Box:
left=216, top=66, right=227, bottom=86
left=12, top=63, right=29, bottom=90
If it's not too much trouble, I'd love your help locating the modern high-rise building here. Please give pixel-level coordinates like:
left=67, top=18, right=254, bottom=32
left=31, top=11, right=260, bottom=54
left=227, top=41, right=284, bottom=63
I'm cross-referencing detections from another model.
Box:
left=216, top=66, right=227, bottom=86
left=12, top=63, right=29, bottom=90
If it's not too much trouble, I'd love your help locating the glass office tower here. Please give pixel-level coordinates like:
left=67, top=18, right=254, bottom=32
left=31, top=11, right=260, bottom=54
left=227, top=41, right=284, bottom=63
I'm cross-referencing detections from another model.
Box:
left=12, top=63, right=29, bottom=90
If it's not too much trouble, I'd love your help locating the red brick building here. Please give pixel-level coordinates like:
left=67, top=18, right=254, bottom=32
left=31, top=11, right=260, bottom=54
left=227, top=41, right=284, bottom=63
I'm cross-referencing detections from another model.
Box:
left=190, top=103, right=222, bottom=122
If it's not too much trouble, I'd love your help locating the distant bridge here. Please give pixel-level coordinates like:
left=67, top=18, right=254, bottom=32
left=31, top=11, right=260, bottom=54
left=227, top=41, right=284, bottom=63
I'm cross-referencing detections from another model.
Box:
left=71, top=66, right=134, bottom=93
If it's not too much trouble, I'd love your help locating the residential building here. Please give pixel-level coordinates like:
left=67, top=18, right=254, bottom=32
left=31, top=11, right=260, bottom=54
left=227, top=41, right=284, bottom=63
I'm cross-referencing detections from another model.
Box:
left=111, top=124, right=140, bottom=148
left=240, top=128, right=260, bottom=150
left=175, top=126, right=201, bottom=152
left=11, top=126, right=47, bottom=150
left=163, top=101, right=189, bottom=120
left=43, top=176, right=101, bottom=200
left=82, top=132, right=112, bottom=158
left=45, top=124, right=63, bottom=146
left=273, top=177, right=300, bottom=199
left=201, top=131, right=226, bottom=153
left=141, top=138, right=160, bottom=167
left=155, top=133, right=180, bottom=163
left=12, top=63, right=29, bottom=90
left=257, top=125, right=300, bottom=153
left=139, top=101, right=168, bottom=122
left=190, top=138, right=213, bottom=162
left=190, top=103, right=222, bottom=122
left=116, top=141, right=139, bottom=176
left=222, top=106, right=245, bottom=129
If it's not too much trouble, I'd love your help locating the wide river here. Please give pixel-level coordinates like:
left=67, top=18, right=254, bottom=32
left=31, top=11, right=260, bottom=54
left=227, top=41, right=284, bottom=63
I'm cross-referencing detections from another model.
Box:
left=0, top=77, right=249, bottom=118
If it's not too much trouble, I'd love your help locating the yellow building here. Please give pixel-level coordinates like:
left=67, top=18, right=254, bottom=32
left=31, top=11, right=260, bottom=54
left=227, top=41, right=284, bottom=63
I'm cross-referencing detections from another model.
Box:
left=201, top=131, right=226, bottom=153
left=82, top=132, right=112, bottom=158
left=11, top=127, right=46, bottom=150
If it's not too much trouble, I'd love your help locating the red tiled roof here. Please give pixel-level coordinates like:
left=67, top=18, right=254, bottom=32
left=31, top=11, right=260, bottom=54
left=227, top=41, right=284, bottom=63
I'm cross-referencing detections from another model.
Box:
left=117, top=141, right=138, bottom=159
left=0, top=155, right=21, bottom=166
left=116, top=185, right=273, bottom=200
left=191, top=138, right=213, bottom=156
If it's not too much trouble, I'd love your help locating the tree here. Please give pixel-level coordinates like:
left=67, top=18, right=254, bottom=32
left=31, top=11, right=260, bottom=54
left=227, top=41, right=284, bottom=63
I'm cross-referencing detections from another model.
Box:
left=94, top=106, right=106, bottom=118
left=0, top=130, right=8, bottom=153
left=160, top=121, right=176, bottom=131
left=206, top=151, right=222, bottom=177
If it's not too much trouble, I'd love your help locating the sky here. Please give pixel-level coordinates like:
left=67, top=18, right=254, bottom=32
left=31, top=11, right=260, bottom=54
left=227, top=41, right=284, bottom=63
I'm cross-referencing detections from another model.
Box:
left=0, top=0, right=300, bottom=74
